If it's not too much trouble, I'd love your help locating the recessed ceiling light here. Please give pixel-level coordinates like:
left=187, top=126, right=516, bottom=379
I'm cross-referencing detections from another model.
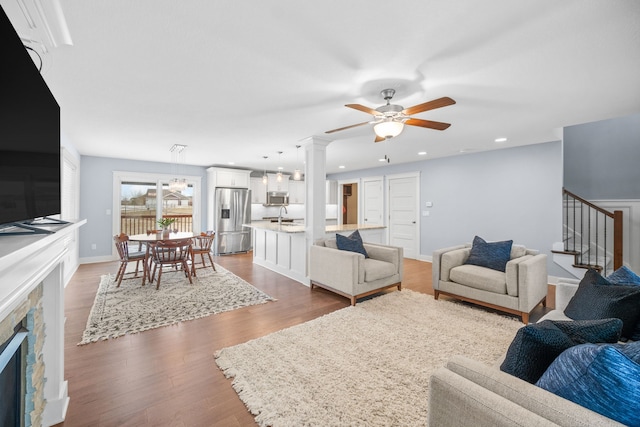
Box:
left=278, top=166, right=283, bottom=170
left=378, top=158, right=386, bottom=162
left=495, top=137, right=507, bottom=143
left=338, top=165, right=345, bottom=169
left=227, top=161, right=235, bottom=165
left=418, top=151, right=427, bottom=156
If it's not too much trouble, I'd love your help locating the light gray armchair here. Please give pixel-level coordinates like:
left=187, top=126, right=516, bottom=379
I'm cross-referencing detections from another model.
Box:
left=432, top=244, right=548, bottom=323
left=309, top=238, right=403, bottom=305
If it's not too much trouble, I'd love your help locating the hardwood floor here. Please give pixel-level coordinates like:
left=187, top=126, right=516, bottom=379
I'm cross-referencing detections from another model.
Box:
left=55, top=253, right=552, bottom=427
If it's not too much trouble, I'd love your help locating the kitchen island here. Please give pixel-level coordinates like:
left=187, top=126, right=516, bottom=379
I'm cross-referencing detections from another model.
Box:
left=245, top=222, right=386, bottom=285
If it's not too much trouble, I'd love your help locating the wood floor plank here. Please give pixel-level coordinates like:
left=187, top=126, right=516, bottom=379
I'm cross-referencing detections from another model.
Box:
left=55, top=252, right=550, bottom=426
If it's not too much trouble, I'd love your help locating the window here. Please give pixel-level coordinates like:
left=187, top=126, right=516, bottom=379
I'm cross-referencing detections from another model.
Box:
left=113, top=172, right=201, bottom=244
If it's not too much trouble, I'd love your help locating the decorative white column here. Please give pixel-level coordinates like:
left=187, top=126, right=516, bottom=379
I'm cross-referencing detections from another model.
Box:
left=301, top=136, right=332, bottom=277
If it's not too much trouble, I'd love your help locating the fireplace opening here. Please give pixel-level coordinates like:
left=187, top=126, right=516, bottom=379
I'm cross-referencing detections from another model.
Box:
left=0, top=321, right=27, bottom=427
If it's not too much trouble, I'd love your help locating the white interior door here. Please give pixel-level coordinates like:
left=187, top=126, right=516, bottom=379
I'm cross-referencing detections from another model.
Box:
left=362, top=177, right=384, bottom=229
left=388, top=174, right=419, bottom=259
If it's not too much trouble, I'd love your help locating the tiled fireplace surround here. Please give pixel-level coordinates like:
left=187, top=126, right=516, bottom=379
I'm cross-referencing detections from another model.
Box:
left=0, top=221, right=84, bottom=426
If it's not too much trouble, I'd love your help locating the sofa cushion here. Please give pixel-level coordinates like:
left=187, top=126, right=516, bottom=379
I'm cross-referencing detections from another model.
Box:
left=510, top=245, right=527, bottom=259
left=363, top=258, right=396, bottom=282
left=336, top=230, right=369, bottom=258
left=536, top=342, right=640, bottom=427
left=440, top=248, right=470, bottom=282
left=324, top=238, right=338, bottom=249
left=465, top=236, right=513, bottom=272
left=564, top=269, right=640, bottom=339
left=450, top=264, right=507, bottom=294
left=500, top=318, right=622, bottom=383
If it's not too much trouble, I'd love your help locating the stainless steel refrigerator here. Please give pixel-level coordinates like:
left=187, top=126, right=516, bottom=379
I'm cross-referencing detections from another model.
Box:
left=214, top=187, right=251, bottom=255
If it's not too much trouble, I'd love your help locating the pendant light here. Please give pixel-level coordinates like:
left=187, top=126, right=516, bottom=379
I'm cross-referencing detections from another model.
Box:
left=293, top=145, right=302, bottom=181
left=276, top=151, right=283, bottom=182
left=262, top=156, right=268, bottom=185
left=169, top=144, right=187, bottom=192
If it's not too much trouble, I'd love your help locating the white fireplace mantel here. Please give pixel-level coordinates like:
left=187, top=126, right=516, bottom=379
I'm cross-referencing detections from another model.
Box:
left=0, top=219, right=86, bottom=426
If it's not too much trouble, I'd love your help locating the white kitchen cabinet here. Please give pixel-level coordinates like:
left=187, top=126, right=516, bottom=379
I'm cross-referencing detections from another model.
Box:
left=326, top=180, right=338, bottom=204
left=288, top=180, right=305, bottom=204
left=208, top=167, right=250, bottom=189
left=250, top=177, right=267, bottom=204
left=267, top=173, right=290, bottom=192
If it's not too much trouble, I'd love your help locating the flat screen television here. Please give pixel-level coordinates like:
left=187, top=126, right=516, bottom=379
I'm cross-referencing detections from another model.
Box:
left=0, top=7, right=61, bottom=231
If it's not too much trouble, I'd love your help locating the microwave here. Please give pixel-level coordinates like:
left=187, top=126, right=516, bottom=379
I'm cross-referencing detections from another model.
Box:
left=264, top=191, right=289, bottom=206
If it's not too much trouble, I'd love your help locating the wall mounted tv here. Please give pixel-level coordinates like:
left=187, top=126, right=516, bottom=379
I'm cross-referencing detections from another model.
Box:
left=0, top=6, right=61, bottom=232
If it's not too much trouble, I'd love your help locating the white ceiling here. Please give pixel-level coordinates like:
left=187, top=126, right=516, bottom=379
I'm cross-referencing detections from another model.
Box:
left=4, top=0, right=640, bottom=174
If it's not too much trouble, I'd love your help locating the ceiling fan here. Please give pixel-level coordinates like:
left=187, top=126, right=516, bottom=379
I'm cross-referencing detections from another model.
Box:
left=325, top=89, right=456, bottom=142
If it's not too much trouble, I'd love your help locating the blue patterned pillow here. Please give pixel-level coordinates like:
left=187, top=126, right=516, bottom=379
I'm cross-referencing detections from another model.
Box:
left=464, top=235, right=513, bottom=272
left=565, top=269, right=640, bottom=339
left=335, top=230, right=368, bottom=258
left=536, top=343, right=640, bottom=426
left=606, top=265, right=640, bottom=285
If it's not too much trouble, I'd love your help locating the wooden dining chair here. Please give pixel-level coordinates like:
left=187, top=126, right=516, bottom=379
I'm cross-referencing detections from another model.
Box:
left=149, top=238, right=193, bottom=289
left=190, top=231, right=216, bottom=276
left=113, top=233, right=148, bottom=287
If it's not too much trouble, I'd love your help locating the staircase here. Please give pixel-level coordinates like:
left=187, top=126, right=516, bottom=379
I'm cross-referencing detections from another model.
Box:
left=552, top=188, right=623, bottom=278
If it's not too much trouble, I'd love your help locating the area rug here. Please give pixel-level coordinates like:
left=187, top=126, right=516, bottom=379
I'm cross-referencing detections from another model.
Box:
left=215, top=289, right=523, bottom=426
left=79, top=264, right=275, bottom=345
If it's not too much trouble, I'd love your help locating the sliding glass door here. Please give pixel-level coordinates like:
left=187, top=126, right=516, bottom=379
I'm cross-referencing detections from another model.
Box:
left=114, top=172, right=201, bottom=240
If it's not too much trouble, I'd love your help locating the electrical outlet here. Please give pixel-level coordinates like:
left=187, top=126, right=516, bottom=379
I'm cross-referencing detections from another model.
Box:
left=91, top=243, right=97, bottom=250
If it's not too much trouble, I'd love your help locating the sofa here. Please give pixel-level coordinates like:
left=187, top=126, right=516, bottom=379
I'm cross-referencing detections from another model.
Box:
left=428, top=281, right=631, bottom=426
left=432, top=243, right=548, bottom=323
left=309, top=238, right=403, bottom=305
left=428, top=354, right=623, bottom=426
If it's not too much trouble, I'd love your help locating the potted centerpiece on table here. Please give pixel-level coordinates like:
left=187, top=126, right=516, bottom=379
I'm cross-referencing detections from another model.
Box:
left=157, top=218, right=176, bottom=237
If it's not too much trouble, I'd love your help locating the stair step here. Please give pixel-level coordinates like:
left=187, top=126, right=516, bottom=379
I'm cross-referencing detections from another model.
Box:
left=573, top=263, right=603, bottom=272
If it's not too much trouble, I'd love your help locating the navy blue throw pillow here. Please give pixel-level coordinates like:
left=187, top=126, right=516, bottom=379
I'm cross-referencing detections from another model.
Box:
left=536, top=343, right=640, bottom=427
left=335, top=230, right=368, bottom=258
left=499, top=318, right=622, bottom=384
left=464, top=236, right=513, bottom=272
left=564, top=269, right=640, bottom=339
left=604, top=266, right=640, bottom=341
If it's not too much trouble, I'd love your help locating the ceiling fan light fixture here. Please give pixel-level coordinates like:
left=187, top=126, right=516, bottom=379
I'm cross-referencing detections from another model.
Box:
left=374, top=120, right=404, bottom=139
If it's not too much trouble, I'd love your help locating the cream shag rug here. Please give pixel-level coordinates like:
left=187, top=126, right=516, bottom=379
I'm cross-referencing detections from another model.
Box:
left=215, top=289, right=522, bottom=426
left=79, top=264, right=274, bottom=345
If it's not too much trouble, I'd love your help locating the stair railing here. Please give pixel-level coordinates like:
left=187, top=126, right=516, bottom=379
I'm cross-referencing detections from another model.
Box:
left=562, top=188, right=623, bottom=276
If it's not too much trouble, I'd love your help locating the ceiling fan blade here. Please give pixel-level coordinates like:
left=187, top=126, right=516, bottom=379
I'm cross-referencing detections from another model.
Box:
left=346, top=104, right=383, bottom=116
left=405, top=118, right=451, bottom=131
left=402, top=97, right=456, bottom=116
left=374, top=135, right=386, bottom=143
left=325, top=121, right=371, bottom=134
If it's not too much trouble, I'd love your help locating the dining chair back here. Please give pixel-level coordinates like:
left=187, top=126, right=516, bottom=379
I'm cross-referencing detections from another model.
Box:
left=113, top=233, right=147, bottom=287
left=150, top=238, right=193, bottom=289
left=190, top=231, right=216, bottom=276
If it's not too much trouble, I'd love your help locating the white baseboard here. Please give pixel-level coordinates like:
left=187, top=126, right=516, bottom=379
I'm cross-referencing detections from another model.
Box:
left=80, top=255, right=115, bottom=264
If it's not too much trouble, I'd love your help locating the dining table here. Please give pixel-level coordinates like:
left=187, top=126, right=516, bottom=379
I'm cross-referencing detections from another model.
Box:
left=128, top=231, right=198, bottom=285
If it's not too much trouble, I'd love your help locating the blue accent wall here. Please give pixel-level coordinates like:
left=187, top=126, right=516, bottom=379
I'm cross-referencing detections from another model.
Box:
left=79, top=156, right=208, bottom=259
left=564, top=113, right=640, bottom=199
left=330, top=141, right=565, bottom=277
